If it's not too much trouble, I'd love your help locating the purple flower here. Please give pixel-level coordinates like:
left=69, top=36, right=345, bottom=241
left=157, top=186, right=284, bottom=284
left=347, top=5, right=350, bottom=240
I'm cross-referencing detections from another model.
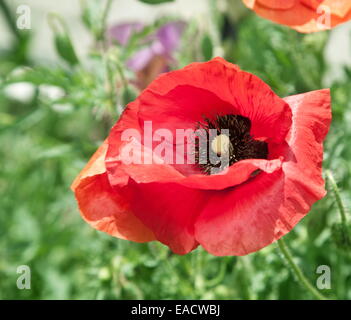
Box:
left=108, top=22, right=144, bottom=46
left=108, top=21, right=185, bottom=72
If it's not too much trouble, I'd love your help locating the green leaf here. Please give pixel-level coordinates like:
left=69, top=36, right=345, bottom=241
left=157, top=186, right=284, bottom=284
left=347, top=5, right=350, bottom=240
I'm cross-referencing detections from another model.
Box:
left=138, top=0, right=174, bottom=5
left=201, top=34, right=213, bottom=61
left=54, top=33, right=79, bottom=66
left=122, top=86, right=137, bottom=106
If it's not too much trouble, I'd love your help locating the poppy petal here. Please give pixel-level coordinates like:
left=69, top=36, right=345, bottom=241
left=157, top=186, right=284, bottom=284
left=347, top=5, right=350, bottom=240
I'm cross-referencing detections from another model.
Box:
left=125, top=180, right=207, bottom=254
left=257, top=0, right=296, bottom=10
left=139, top=57, right=292, bottom=144
left=293, top=8, right=351, bottom=33
left=72, top=141, right=155, bottom=243
left=243, top=0, right=316, bottom=26
left=105, top=99, right=141, bottom=187
left=301, top=0, right=351, bottom=18
left=243, top=0, right=351, bottom=32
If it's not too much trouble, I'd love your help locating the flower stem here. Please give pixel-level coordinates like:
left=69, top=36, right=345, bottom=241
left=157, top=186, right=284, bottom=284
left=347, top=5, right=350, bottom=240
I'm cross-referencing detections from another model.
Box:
left=277, top=238, right=327, bottom=300
left=326, top=170, right=348, bottom=224
left=0, top=0, right=22, bottom=41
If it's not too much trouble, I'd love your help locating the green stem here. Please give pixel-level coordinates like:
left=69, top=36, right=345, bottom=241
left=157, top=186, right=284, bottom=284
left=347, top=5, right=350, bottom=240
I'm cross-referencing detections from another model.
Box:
left=0, top=0, right=22, bottom=41
left=208, top=0, right=224, bottom=56
left=99, top=0, right=117, bottom=117
left=289, top=31, right=317, bottom=91
left=326, top=170, right=348, bottom=224
left=237, top=256, right=253, bottom=299
left=205, top=258, right=227, bottom=288
left=277, top=238, right=327, bottom=300
left=100, top=0, right=113, bottom=46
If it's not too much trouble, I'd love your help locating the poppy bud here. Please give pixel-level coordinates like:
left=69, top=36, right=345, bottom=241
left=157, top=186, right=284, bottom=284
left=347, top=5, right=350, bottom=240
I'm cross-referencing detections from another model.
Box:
left=332, top=223, right=351, bottom=251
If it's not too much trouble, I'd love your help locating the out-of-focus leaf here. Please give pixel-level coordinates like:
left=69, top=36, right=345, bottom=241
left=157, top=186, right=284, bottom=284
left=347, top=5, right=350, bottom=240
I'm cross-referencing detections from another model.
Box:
left=201, top=34, right=213, bottom=61
left=80, top=0, right=108, bottom=40
left=122, top=86, right=137, bottom=106
left=332, top=223, right=351, bottom=251
left=138, top=0, right=174, bottom=4
left=306, top=199, right=330, bottom=240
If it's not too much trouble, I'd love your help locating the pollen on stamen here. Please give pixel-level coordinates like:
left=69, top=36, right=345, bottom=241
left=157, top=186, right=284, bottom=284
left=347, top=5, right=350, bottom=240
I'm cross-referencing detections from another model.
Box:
left=211, top=134, right=232, bottom=155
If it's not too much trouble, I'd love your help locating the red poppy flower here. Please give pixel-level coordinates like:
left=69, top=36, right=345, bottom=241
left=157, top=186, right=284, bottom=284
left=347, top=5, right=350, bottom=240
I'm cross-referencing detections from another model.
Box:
left=71, top=57, right=331, bottom=256
left=243, top=0, right=351, bottom=33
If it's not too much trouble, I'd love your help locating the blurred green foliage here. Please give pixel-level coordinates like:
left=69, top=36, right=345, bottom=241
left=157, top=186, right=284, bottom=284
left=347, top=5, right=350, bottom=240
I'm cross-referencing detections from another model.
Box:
left=0, top=0, right=351, bottom=300
left=139, top=0, right=175, bottom=4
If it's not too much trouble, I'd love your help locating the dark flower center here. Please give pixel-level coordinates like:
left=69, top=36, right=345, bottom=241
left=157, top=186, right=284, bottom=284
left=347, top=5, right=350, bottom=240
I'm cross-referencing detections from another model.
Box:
left=195, top=114, right=268, bottom=175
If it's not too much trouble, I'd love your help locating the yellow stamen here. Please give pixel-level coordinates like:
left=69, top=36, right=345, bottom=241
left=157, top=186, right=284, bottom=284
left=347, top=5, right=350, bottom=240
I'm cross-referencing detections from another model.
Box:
left=211, top=134, right=231, bottom=155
